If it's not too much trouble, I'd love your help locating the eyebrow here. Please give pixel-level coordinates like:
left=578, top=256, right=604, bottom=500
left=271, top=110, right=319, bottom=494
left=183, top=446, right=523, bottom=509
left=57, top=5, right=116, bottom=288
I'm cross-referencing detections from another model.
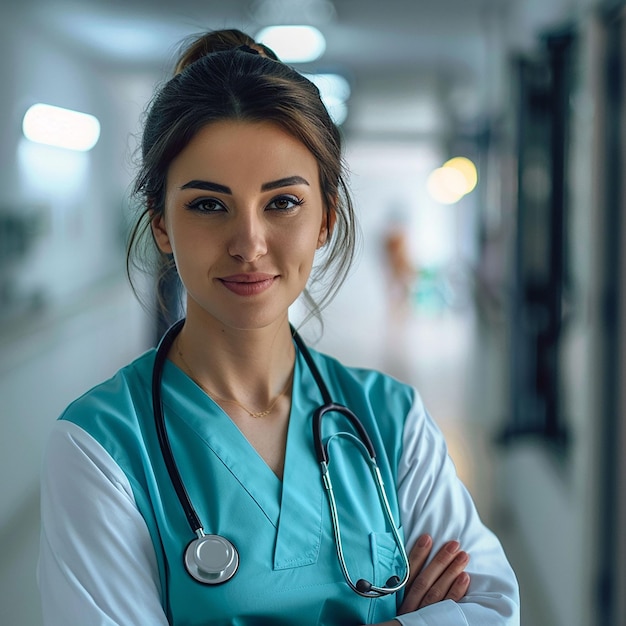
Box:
left=180, top=180, right=231, bottom=193
left=261, top=176, right=310, bottom=191
left=179, top=176, right=310, bottom=194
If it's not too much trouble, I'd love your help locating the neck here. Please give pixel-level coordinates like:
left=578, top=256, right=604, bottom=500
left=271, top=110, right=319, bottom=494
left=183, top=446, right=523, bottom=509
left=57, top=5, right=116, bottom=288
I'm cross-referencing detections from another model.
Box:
left=171, top=313, right=296, bottom=408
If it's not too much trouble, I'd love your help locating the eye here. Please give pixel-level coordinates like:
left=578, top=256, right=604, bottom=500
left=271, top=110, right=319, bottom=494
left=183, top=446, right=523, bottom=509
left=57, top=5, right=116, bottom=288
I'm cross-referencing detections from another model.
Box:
left=266, top=195, right=304, bottom=212
left=185, top=197, right=226, bottom=213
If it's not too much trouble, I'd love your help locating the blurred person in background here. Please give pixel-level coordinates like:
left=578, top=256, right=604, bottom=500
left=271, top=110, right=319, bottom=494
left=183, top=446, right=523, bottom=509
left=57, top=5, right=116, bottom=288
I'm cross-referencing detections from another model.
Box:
left=382, top=213, right=417, bottom=314
left=37, top=29, right=519, bottom=626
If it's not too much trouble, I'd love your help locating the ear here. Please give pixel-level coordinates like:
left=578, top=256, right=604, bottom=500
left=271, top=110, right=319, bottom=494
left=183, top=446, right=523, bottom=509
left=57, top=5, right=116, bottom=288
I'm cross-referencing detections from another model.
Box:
left=317, top=202, right=337, bottom=249
left=151, top=212, right=173, bottom=254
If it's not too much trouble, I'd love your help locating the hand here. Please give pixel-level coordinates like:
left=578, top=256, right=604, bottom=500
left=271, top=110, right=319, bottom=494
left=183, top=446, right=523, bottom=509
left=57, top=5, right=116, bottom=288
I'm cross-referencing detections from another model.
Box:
left=398, top=534, right=470, bottom=614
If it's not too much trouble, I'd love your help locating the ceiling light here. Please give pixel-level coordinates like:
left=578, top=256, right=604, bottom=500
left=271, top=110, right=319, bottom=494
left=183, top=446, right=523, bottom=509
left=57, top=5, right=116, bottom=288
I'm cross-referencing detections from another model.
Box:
left=305, top=73, right=351, bottom=102
left=304, top=73, right=350, bottom=124
left=324, top=101, right=348, bottom=125
left=256, top=25, right=326, bottom=63
left=22, top=103, right=101, bottom=152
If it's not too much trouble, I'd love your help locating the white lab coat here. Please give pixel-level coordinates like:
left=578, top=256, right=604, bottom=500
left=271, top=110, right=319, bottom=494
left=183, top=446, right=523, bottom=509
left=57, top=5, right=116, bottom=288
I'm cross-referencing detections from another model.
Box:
left=38, top=344, right=520, bottom=625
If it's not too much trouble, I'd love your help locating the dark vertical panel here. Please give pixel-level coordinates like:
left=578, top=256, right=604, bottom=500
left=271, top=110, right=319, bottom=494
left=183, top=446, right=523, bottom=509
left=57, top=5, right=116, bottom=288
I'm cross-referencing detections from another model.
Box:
left=544, top=32, right=571, bottom=439
left=501, top=31, right=574, bottom=447
left=597, top=4, right=624, bottom=622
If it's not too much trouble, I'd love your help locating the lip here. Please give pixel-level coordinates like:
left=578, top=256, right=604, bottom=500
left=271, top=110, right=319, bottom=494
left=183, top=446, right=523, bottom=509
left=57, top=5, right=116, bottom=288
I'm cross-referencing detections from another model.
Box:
left=218, top=273, right=278, bottom=296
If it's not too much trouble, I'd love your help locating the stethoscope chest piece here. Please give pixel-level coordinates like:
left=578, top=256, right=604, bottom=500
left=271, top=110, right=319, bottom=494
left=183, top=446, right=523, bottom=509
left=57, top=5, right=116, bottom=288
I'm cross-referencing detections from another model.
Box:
left=184, top=534, right=239, bottom=584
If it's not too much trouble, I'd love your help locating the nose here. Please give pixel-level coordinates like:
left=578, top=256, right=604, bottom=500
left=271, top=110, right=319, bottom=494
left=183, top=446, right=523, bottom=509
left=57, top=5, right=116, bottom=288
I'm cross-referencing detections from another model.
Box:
left=227, top=209, right=268, bottom=262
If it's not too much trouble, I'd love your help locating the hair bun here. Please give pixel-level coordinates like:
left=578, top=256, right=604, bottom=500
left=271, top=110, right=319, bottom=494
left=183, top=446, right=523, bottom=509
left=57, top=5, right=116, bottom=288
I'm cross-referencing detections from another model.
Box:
left=173, top=29, right=278, bottom=75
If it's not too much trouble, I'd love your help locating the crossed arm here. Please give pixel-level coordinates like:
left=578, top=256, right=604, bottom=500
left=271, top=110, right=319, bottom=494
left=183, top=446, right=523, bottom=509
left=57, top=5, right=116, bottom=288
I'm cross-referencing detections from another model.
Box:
left=364, top=534, right=471, bottom=626
left=369, top=394, right=520, bottom=625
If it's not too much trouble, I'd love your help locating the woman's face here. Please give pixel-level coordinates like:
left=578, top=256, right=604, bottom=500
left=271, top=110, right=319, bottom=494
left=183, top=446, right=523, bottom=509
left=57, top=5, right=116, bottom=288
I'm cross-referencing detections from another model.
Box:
left=152, top=120, right=331, bottom=331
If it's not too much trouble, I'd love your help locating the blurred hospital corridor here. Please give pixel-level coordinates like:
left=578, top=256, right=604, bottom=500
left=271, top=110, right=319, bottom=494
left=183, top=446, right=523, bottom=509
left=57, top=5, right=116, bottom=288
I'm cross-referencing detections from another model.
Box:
left=2, top=0, right=626, bottom=625
left=312, top=298, right=540, bottom=623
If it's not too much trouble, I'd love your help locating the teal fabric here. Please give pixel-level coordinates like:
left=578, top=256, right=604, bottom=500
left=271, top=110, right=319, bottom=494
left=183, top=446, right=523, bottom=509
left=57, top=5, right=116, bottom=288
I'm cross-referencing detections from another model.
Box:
left=60, top=344, right=414, bottom=626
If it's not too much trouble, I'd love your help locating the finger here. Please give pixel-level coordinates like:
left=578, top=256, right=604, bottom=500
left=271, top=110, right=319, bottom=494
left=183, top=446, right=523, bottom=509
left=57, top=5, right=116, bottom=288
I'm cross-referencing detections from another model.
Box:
left=445, top=572, right=471, bottom=602
left=418, top=551, right=470, bottom=609
left=399, top=540, right=462, bottom=613
left=405, top=534, right=433, bottom=590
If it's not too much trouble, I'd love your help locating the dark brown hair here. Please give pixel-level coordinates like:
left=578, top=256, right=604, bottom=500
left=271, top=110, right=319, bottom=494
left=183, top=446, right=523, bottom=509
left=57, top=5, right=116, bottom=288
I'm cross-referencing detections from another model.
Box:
left=127, top=29, right=357, bottom=324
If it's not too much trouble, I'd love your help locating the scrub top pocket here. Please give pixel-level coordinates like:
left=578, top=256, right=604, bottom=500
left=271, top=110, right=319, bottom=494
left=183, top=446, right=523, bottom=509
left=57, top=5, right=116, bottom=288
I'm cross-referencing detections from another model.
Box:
left=367, top=530, right=406, bottom=623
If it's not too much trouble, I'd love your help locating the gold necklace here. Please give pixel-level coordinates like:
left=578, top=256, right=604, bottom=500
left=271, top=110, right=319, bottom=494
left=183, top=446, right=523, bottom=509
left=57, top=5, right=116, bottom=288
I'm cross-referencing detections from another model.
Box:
left=176, top=338, right=294, bottom=418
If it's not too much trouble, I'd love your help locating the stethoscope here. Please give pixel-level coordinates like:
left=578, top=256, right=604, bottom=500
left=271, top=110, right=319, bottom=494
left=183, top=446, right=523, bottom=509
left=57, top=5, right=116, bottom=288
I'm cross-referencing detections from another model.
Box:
left=152, top=319, right=409, bottom=597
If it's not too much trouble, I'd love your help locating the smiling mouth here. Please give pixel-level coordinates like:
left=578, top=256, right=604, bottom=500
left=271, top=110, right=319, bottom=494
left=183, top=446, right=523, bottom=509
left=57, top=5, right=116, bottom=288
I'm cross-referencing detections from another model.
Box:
left=218, top=274, right=278, bottom=296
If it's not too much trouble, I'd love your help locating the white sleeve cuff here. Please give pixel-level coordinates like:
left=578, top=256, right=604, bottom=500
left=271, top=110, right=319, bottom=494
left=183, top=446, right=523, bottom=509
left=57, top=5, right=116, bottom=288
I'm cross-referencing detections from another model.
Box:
left=395, top=600, right=469, bottom=625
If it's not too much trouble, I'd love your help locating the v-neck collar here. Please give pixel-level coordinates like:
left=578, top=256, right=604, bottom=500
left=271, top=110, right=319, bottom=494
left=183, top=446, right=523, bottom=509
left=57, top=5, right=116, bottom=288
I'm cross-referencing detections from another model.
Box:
left=161, top=345, right=325, bottom=569
left=273, top=347, right=325, bottom=568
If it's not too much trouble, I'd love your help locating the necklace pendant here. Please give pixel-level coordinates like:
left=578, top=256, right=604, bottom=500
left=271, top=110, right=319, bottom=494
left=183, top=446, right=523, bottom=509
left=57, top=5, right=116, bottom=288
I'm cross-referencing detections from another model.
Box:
left=250, top=409, right=271, bottom=418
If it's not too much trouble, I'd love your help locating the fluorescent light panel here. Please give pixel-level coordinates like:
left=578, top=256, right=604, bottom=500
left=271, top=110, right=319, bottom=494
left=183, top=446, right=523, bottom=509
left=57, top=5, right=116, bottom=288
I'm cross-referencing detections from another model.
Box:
left=256, top=25, right=326, bottom=63
left=304, top=73, right=350, bottom=125
left=22, top=103, right=101, bottom=152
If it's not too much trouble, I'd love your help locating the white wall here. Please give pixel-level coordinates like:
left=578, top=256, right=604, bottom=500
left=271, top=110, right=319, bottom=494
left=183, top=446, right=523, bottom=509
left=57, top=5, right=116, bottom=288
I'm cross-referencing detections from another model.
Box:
left=0, top=12, right=154, bottom=625
left=0, top=283, right=151, bottom=625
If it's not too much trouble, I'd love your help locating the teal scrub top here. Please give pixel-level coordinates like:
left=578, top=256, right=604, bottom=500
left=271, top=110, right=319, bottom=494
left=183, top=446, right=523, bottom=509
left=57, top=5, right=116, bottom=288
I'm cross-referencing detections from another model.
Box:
left=60, top=344, right=412, bottom=625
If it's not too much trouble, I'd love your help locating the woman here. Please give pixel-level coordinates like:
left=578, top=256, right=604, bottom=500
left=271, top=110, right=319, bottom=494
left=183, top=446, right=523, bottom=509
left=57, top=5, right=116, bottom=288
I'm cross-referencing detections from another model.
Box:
left=38, top=30, right=519, bottom=625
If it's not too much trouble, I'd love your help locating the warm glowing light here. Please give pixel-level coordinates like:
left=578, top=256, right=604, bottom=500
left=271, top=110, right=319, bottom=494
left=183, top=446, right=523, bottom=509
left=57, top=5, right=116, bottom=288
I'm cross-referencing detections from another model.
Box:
left=22, top=103, right=101, bottom=152
left=443, top=156, right=478, bottom=194
left=427, top=167, right=467, bottom=204
left=256, top=25, right=326, bottom=62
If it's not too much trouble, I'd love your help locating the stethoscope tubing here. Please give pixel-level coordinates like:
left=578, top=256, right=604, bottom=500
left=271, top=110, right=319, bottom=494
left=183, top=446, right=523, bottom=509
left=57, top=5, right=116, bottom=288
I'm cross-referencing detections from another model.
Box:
left=152, top=318, right=203, bottom=534
left=152, top=319, right=409, bottom=595
left=291, top=331, right=378, bottom=464
left=320, top=432, right=410, bottom=597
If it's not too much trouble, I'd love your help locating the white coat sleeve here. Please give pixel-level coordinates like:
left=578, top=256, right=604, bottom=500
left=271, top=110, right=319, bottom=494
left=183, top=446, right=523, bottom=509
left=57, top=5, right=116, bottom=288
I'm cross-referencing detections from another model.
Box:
left=38, top=420, right=169, bottom=626
left=393, top=393, right=520, bottom=625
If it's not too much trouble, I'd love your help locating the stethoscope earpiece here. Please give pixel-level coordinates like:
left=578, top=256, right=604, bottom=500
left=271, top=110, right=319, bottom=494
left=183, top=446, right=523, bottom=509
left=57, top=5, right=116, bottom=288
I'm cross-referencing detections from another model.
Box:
left=386, top=575, right=401, bottom=587
left=356, top=574, right=402, bottom=596
left=184, top=534, right=239, bottom=584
